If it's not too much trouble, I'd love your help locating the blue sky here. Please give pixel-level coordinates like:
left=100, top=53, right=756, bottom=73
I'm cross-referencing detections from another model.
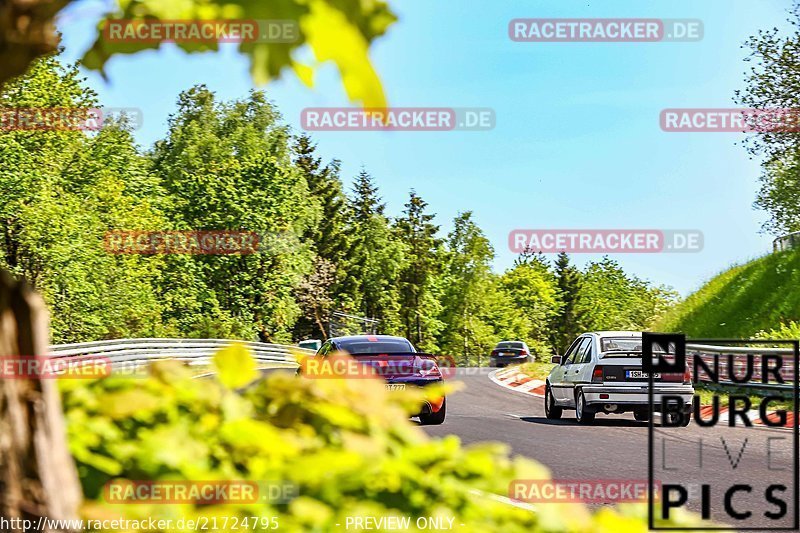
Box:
left=57, top=0, right=795, bottom=294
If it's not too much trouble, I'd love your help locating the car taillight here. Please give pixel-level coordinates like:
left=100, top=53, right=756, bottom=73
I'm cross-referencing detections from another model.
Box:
left=662, top=369, right=692, bottom=383
left=592, top=366, right=604, bottom=383
left=519, top=350, right=528, bottom=356
left=415, top=358, right=441, bottom=377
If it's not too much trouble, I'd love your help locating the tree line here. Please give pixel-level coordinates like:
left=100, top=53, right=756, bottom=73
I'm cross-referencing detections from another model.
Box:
left=0, top=53, right=677, bottom=362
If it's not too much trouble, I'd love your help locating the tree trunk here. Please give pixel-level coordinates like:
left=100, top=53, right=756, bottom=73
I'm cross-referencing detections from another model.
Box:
left=0, top=271, right=81, bottom=531
left=0, top=0, right=71, bottom=90
left=313, top=307, right=328, bottom=341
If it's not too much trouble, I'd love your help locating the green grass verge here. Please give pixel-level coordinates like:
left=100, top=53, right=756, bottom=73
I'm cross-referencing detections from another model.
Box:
left=514, top=361, right=556, bottom=381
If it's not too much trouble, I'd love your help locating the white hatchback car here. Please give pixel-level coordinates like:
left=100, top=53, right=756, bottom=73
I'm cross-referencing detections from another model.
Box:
left=544, top=331, right=694, bottom=424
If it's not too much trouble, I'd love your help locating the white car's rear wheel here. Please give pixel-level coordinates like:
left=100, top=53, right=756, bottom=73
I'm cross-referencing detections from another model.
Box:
left=575, top=389, right=595, bottom=424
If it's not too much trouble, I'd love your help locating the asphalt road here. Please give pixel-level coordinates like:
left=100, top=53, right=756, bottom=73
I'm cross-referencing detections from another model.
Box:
left=421, top=370, right=798, bottom=530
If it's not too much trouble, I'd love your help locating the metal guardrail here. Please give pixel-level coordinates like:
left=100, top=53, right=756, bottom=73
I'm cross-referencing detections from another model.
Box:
left=773, top=231, right=800, bottom=252
left=48, top=338, right=315, bottom=375
left=686, top=343, right=796, bottom=395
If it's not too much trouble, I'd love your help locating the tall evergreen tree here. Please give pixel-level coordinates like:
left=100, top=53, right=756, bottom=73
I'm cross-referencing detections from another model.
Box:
left=351, top=168, right=385, bottom=223
left=550, top=252, right=585, bottom=353
left=292, top=135, right=349, bottom=339
left=294, top=135, right=349, bottom=264
left=339, top=169, right=403, bottom=332
left=395, top=190, right=441, bottom=348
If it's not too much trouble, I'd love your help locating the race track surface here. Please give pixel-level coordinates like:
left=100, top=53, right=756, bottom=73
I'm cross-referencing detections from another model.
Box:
left=421, top=371, right=796, bottom=530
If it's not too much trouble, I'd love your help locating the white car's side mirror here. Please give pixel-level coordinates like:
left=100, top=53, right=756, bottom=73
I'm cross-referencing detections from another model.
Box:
left=550, top=355, right=562, bottom=364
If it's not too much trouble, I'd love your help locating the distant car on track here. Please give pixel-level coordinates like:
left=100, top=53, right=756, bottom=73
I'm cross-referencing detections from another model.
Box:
left=309, top=335, right=447, bottom=425
left=544, top=331, right=694, bottom=425
left=489, top=341, right=531, bottom=367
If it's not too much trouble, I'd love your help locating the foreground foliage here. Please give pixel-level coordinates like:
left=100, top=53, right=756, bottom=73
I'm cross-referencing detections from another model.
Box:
left=0, top=0, right=395, bottom=110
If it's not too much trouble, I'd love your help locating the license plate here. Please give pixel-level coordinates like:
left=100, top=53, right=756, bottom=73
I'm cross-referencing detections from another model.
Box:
left=626, top=370, right=660, bottom=379
left=385, top=384, right=406, bottom=391
left=499, top=352, right=514, bottom=356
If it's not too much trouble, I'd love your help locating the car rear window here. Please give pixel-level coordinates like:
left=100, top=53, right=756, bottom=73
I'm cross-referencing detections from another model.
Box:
left=337, top=339, right=416, bottom=354
left=495, top=342, right=524, bottom=349
left=601, top=337, right=668, bottom=354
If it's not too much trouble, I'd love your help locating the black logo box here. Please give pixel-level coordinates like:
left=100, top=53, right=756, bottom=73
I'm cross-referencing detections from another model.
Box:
left=643, top=333, right=800, bottom=531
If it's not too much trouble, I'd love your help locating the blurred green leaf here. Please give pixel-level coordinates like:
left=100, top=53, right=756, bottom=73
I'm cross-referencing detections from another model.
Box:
left=213, top=342, right=257, bottom=389
left=79, top=0, right=396, bottom=108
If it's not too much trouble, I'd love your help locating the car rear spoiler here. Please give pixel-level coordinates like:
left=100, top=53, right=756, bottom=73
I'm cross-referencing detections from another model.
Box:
left=345, top=352, right=437, bottom=358
left=601, top=351, right=644, bottom=357
left=341, top=353, right=456, bottom=369
left=600, top=351, right=671, bottom=358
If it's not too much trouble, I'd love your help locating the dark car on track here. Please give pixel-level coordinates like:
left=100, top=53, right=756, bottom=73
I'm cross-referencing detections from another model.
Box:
left=306, top=334, right=447, bottom=425
left=489, top=341, right=531, bottom=367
